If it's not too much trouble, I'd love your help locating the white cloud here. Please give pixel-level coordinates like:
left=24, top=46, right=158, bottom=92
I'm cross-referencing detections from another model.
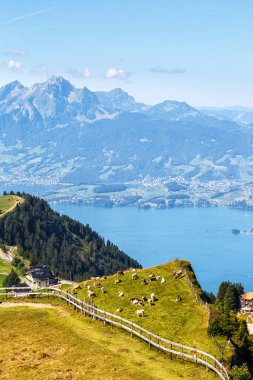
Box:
left=67, top=67, right=92, bottom=78
left=105, top=68, right=131, bottom=80
left=84, top=68, right=92, bottom=78
left=0, top=5, right=60, bottom=26
left=150, top=67, right=186, bottom=74
left=7, top=60, right=22, bottom=70
left=4, top=49, right=26, bottom=56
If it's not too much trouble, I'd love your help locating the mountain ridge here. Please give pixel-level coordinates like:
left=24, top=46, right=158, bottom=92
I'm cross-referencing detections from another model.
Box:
left=0, top=76, right=253, bottom=187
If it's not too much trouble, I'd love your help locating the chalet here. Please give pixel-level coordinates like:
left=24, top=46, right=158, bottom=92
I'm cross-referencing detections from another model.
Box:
left=25, top=265, right=57, bottom=290
left=240, top=292, right=253, bottom=313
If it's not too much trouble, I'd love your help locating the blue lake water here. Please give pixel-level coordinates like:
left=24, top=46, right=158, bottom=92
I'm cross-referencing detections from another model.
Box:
left=52, top=204, right=253, bottom=294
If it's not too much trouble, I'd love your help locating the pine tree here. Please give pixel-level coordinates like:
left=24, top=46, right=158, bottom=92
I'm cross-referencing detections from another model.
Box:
left=3, top=269, right=20, bottom=287
left=230, top=364, right=251, bottom=380
left=224, top=285, right=238, bottom=312
left=216, top=281, right=231, bottom=308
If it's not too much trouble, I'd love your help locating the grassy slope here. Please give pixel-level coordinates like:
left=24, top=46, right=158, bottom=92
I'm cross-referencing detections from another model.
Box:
left=74, top=261, right=219, bottom=356
left=0, top=194, right=23, bottom=217
left=0, top=304, right=216, bottom=380
left=0, top=258, right=12, bottom=286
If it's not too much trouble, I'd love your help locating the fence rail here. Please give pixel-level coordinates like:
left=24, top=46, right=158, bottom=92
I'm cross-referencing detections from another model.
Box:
left=0, top=287, right=229, bottom=380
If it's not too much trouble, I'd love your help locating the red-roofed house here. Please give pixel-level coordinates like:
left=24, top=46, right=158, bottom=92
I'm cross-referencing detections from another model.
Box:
left=240, top=292, right=253, bottom=313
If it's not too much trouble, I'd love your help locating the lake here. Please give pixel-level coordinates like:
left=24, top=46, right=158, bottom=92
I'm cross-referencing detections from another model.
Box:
left=52, top=204, right=253, bottom=294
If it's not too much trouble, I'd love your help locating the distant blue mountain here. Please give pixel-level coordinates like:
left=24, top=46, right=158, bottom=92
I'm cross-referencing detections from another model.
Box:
left=199, top=106, right=253, bottom=126
left=0, top=76, right=252, bottom=185
left=95, top=88, right=147, bottom=112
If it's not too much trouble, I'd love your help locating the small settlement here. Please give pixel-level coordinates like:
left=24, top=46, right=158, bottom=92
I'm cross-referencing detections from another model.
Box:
left=25, top=265, right=57, bottom=290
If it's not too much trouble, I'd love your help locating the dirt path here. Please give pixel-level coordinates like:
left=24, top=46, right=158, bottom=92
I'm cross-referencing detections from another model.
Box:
left=0, top=250, right=12, bottom=263
left=0, top=196, right=23, bottom=219
left=247, top=323, right=253, bottom=335
left=0, top=302, right=70, bottom=316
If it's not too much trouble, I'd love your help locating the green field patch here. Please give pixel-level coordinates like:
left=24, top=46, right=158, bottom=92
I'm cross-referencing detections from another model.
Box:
left=0, top=258, right=12, bottom=286
left=0, top=303, right=216, bottom=380
left=0, top=195, right=23, bottom=218
left=74, top=261, right=219, bottom=357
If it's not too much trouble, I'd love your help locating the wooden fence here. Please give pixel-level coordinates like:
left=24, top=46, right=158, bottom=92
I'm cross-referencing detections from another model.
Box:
left=0, top=287, right=229, bottom=380
left=177, top=262, right=211, bottom=324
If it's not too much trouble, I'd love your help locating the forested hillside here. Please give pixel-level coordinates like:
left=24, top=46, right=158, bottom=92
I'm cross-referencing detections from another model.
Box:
left=0, top=194, right=141, bottom=280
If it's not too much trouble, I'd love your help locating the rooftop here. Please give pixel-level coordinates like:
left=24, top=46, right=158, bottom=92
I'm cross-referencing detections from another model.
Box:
left=29, top=265, right=54, bottom=279
left=241, top=292, right=253, bottom=300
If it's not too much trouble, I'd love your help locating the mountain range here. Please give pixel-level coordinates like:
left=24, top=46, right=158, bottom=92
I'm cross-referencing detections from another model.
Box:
left=0, top=76, right=253, bottom=186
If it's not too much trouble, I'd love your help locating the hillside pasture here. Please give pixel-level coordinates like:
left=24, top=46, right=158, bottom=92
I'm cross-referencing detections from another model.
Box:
left=0, top=303, right=216, bottom=380
left=0, top=258, right=12, bottom=286
left=74, top=261, right=219, bottom=356
left=0, top=195, right=23, bottom=217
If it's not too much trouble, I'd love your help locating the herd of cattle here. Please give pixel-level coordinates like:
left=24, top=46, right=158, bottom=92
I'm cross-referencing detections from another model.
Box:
left=78, top=269, right=183, bottom=318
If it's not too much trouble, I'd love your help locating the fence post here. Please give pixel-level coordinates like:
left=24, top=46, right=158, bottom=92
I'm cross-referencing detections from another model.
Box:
left=131, top=321, right=133, bottom=337
left=103, top=310, right=106, bottom=325
left=170, top=344, right=172, bottom=359
left=205, top=355, right=208, bottom=371
left=92, top=301, right=95, bottom=319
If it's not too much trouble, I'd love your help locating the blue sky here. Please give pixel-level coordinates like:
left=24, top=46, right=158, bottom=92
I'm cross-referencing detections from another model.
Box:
left=0, top=0, right=253, bottom=107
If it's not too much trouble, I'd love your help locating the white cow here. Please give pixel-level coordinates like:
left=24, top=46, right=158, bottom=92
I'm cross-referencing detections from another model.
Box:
left=87, top=290, right=96, bottom=298
left=136, top=309, right=145, bottom=317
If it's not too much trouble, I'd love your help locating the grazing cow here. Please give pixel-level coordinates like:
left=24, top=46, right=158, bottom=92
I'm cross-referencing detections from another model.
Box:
left=147, top=298, right=153, bottom=305
left=86, top=285, right=91, bottom=290
left=141, top=279, right=147, bottom=285
left=176, top=295, right=182, bottom=302
left=149, top=275, right=157, bottom=282
left=138, top=302, right=144, bottom=307
left=136, top=309, right=145, bottom=317
left=118, top=291, right=124, bottom=297
left=115, top=279, right=122, bottom=284
left=173, top=270, right=183, bottom=279
left=102, top=276, right=107, bottom=280
left=141, top=296, right=147, bottom=302
left=117, top=270, right=124, bottom=276
left=130, top=298, right=140, bottom=304
left=93, top=281, right=102, bottom=288
left=101, top=287, right=105, bottom=293
left=117, top=308, right=123, bottom=313
left=151, top=293, right=155, bottom=302
left=161, top=277, right=166, bottom=284
left=132, top=273, right=138, bottom=280
left=87, top=290, right=96, bottom=298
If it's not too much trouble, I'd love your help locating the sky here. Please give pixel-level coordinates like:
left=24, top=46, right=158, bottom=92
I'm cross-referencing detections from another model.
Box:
left=0, top=0, right=253, bottom=107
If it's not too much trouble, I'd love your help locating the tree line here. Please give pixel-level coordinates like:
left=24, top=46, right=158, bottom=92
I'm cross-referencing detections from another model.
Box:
left=207, top=281, right=252, bottom=379
left=0, top=193, right=141, bottom=281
